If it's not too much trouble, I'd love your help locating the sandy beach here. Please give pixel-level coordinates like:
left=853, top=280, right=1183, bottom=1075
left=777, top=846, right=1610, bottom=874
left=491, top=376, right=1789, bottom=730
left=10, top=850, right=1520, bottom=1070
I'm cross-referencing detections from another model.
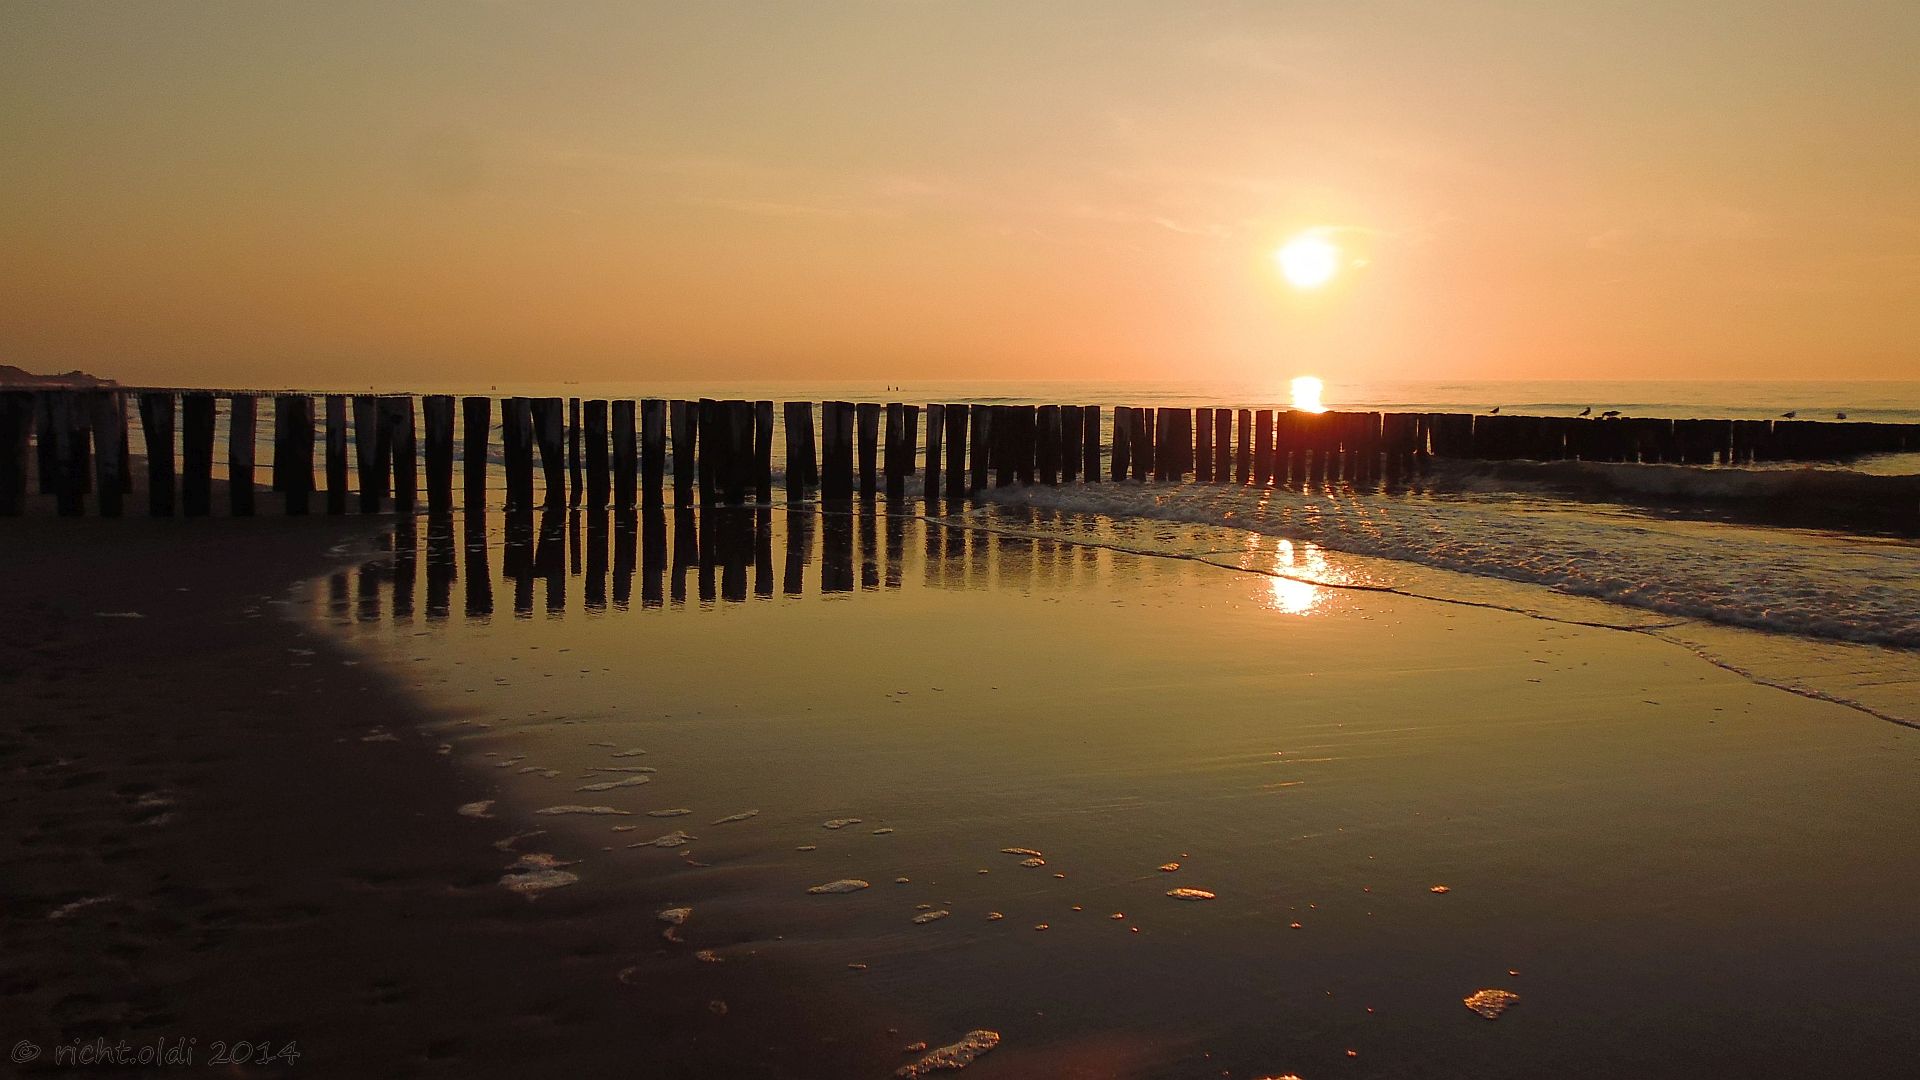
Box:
left=10, top=486, right=1917, bottom=1078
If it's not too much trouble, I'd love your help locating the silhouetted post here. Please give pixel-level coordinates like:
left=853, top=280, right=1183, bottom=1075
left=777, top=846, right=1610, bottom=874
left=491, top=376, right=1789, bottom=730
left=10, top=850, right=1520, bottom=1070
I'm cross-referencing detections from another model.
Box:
left=856, top=402, right=881, bottom=498
left=80, top=392, right=119, bottom=517
left=180, top=392, right=214, bottom=516
left=753, top=400, right=773, bottom=503
left=940, top=403, right=965, bottom=498
left=1212, top=409, right=1230, bottom=481
left=669, top=399, right=695, bottom=506
left=0, top=391, right=31, bottom=515
left=386, top=396, right=417, bottom=514
left=227, top=394, right=256, bottom=516
left=1131, top=408, right=1151, bottom=481
left=969, top=404, right=991, bottom=494
left=460, top=396, right=489, bottom=511
left=139, top=392, right=175, bottom=516
left=1253, top=409, right=1274, bottom=485
left=612, top=399, right=637, bottom=508
left=1112, top=405, right=1132, bottom=480
left=1082, top=405, right=1101, bottom=483
left=281, top=394, right=314, bottom=515
left=639, top=398, right=665, bottom=506
left=725, top=399, right=752, bottom=504
left=324, top=396, right=349, bottom=513
left=567, top=397, right=583, bottom=507
left=822, top=400, right=855, bottom=502
left=991, top=405, right=1015, bottom=487
left=793, top=401, right=819, bottom=490
left=784, top=401, right=811, bottom=502
left=532, top=398, right=565, bottom=508
left=34, top=394, right=56, bottom=495
left=903, top=404, right=919, bottom=496
left=924, top=402, right=944, bottom=502
left=1017, top=406, right=1037, bottom=485
left=1193, top=407, right=1213, bottom=482
left=883, top=402, right=905, bottom=496
left=1232, top=409, right=1250, bottom=483
left=502, top=396, right=534, bottom=510
left=584, top=399, right=609, bottom=509
left=1038, top=404, right=1061, bottom=484
left=424, top=394, right=454, bottom=514
left=1060, top=404, right=1082, bottom=482
left=352, top=395, right=381, bottom=512
left=697, top=397, right=719, bottom=506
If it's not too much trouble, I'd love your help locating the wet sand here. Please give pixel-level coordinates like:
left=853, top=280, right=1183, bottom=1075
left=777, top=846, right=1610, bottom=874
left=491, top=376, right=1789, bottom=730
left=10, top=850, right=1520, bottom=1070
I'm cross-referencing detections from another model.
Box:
left=6, top=494, right=1920, bottom=1077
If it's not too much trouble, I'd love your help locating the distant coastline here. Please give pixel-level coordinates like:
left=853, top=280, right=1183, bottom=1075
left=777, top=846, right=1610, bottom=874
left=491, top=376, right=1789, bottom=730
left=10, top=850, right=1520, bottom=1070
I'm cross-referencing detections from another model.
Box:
left=0, top=364, right=117, bottom=389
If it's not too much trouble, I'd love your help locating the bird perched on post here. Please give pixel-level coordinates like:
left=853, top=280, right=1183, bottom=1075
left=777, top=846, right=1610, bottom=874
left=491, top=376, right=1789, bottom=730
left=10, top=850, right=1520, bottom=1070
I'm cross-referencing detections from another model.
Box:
left=1600, top=410, right=1622, bottom=419
left=1780, top=410, right=1796, bottom=418
left=1836, top=411, right=1848, bottom=420
left=1488, top=405, right=1501, bottom=414
left=1578, top=406, right=1591, bottom=417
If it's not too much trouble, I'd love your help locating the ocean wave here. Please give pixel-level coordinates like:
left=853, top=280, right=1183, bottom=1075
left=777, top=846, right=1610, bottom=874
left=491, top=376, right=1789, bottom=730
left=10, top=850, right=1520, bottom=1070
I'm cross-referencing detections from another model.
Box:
left=974, top=482, right=1920, bottom=649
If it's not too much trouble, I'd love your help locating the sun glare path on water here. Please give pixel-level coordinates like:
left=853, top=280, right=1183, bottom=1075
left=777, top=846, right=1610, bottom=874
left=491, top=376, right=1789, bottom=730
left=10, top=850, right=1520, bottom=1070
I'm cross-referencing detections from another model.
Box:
left=1291, top=375, right=1326, bottom=413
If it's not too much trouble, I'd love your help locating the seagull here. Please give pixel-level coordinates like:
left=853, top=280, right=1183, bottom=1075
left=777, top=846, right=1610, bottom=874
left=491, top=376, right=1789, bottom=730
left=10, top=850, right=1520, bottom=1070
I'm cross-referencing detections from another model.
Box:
left=1577, top=406, right=1591, bottom=417
left=1780, top=410, right=1796, bottom=418
left=1488, top=405, right=1501, bottom=414
left=1836, top=411, right=1848, bottom=420
left=1600, top=410, right=1622, bottom=418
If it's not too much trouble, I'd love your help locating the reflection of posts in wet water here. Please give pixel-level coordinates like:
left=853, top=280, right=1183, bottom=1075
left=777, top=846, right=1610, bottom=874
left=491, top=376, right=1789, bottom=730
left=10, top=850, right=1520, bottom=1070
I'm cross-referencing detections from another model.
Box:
left=613, top=508, right=637, bottom=608
left=923, top=514, right=944, bottom=588
left=568, top=508, right=582, bottom=576
left=464, top=509, right=493, bottom=618
left=964, top=523, right=988, bottom=589
left=754, top=508, right=774, bottom=597
left=534, top=509, right=566, bottom=612
left=327, top=570, right=350, bottom=622
left=821, top=509, right=854, bottom=594
left=713, top=507, right=751, bottom=602
left=670, top=506, right=696, bottom=605
left=858, top=506, right=879, bottom=590
left=425, top=512, right=455, bottom=619
left=355, top=554, right=384, bottom=623
left=463, top=396, right=490, bottom=513
left=641, top=505, right=666, bottom=608
left=391, top=516, right=417, bottom=621
left=784, top=508, right=813, bottom=595
left=884, top=507, right=905, bottom=590
left=585, top=509, right=609, bottom=611
left=502, top=506, right=535, bottom=616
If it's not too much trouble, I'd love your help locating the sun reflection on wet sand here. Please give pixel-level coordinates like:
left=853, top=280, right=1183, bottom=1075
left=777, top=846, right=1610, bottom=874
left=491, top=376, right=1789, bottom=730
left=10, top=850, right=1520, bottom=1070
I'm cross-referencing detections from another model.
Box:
left=1262, top=537, right=1345, bottom=615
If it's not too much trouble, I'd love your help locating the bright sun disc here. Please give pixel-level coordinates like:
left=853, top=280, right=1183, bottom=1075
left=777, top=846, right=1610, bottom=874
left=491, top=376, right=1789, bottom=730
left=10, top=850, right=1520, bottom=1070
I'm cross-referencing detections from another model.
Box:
left=1291, top=376, right=1325, bottom=413
left=1275, top=234, right=1340, bottom=288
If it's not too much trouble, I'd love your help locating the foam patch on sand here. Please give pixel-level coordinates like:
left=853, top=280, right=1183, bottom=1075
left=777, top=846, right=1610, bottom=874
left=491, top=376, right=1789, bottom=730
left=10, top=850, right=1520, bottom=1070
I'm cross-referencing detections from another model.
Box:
left=535, top=805, right=631, bottom=816
left=896, top=1030, right=1000, bottom=1077
left=1464, top=988, right=1520, bottom=1019
left=499, top=853, right=578, bottom=897
left=576, top=776, right=651, bottom=792
left=808, top=879, right=871, bottom=894
left=711, top=810, right=760, bottom=824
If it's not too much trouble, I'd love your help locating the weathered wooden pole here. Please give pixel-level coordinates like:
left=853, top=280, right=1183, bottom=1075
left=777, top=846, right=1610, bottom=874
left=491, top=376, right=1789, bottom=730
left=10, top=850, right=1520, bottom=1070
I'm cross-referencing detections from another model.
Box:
left=352, top=395, right=381, bottom=512
left=1213, top=408, right=1231, bottom=481
left=1060, top=404, right=1082, bottom=482
left=883, top=402, right=905, bottom=496
left=424, top=394, right=454, bottom=514
left=902, top=404, right=919, bottom=496
left=639, top=398, right=665, bottom=506
left=281, top=394, right=315, bottom=515
left=940, top=403, right=965, bottom=498
left=991, top=405, right=1015, bottom=487
left=0, top=391, right=31, bottom=515
left=323, top=395, right=349, bottom=513
left=1038, top=404, right=1061, bottom=485
left=228, top=394, right=256, bottom=516
left=532, top=397, right=565, bottom=508
left=34, top=394, right=57, bottom=495
left=822, top=400, right=855, bottom=502
left=668, top=399, right=693, bottom=505
left=1017, top=406, right=1038, bottom=485
left=1111, top=405, right=1132, bottom=480
left=696, top=397, right=720, bottom=505
left=1195, top=407, right=1214, bottom=482
left=1082, top=405, right=1101, bottom=483
left=856, top=402, right=881, bottom=498
left=969, top=404, right=992, bottom=494
left=48, top=393, right=85, bottom=515
left=783, top=401, right=810, bottom=502
left=567, top=397, right=583, bottom=508
left=386, top=396, right=417, bottom=514
left=460, top=396, right=489, bottom=511
left=1253, top=409, right=1274, bottom=485
left=502, top=396, right=534, bottom=510
left=180, top=392, right=215, bottom=516
left=725, top=399, right=752, bottom=504
left=1131, top=408, right=1152, bottom=481
left=583, top=399, right=610, bottom=509
left=612, top=399, right=637, bottom=508
left=924, top=402, right=944, bottom=502
left=139, top=392, right=175, bottom=516
left=753, top=399, right=773, bottom=503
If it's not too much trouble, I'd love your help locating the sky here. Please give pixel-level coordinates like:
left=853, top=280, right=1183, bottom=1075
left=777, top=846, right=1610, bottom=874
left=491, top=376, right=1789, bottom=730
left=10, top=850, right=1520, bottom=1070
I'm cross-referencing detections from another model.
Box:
left=3, top=1, right=1917, bottom=388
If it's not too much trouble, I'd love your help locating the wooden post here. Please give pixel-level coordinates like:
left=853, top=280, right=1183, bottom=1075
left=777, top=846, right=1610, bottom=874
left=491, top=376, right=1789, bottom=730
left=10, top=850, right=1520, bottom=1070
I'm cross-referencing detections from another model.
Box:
left=1112, top=405, right=1132, bottom=480
left=640, top=398, right=665, bottom=505
left=1082, top=405, right=1101, bottom=483
left=1152, top=408, right=1170, bottom=482
left=941, top=404, right=965, bottom=498
left=139, top=392, right=175, bottom=516
left=1234, top=409, right=1251, bottom=483
left=502, top=396, right=534, bottom=510
left=725, top=399, right=753, bottom=505
left=82, top=391, right=122, bottom=517
left=281, top=394, right=315, bottom=515
left=34, top=393, right=57, bottom=495
left=991, top=405, right=1015, bottom=487
left=857, top=402, right=881, bottom=498
left=584, top=399, right=610, bottom=509
left=228, top=394, right=256, bottom=516
left=1131, top=408, right=1151, bottom=481
left=697, top=398, right=719, bottom=506
left=1253, top=409, right=1274, bottom=485
left=387, top=396, right=417, bottom=514
left=180, top=392, right=215, bottom=516
left=783, top=401, right=811, bottom=502
left=0, top=391, right=30, bottom=515
left=822, top=400, right=855, bottom=502
left=754, top=399, right=774, bottom=503
left=1195, top=407, right=1213, bottom=482
left=924, top=402, right=944, bottom=502
left=794, top=401, right=819, bottom=489
left=532, top=397, right=565, bottom=508
left=1018, top=406, right=1038, bottom=485
left=567, top=397, right=583, bottom=508
left=883, top=402, right=905, bottom=497
left=352, top=395, right=381, bottom=512
left=1060, top=404, right=1082, bottom=482
left=47, top=393, right=83, bottom=515
left=424, top=394, right=454, bottom=514
left=1038, top=404, right=1061, bottom=485
left=1213, top=409, right=1230, bottom=481
left=460, top=396, right=489, bottom=511
left=612, top=399, right=637, bottom=508
left=325, top=395, right=349, bottom=513
left=670, top=399, right=695, bottom=506
left=969, top=404, right=991, bottom=494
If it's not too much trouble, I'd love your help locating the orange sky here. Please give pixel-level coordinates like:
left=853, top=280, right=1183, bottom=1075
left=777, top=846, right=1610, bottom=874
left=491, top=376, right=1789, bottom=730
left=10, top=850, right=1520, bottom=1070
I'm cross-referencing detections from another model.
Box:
left=4, top=2, right=1917, bottom=387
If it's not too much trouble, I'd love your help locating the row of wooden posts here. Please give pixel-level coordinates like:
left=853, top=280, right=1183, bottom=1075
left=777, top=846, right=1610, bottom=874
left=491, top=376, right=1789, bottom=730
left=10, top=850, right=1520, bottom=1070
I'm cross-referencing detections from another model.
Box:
left=3, top=388, right=1917, bottom=518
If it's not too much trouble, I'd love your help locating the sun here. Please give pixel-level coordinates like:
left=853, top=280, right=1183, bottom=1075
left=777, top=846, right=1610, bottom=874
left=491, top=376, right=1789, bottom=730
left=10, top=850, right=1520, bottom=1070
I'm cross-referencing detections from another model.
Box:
left=1290, top=375, right=1326, bottom=413
left=1275, top=233, right=1340, bottom=289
